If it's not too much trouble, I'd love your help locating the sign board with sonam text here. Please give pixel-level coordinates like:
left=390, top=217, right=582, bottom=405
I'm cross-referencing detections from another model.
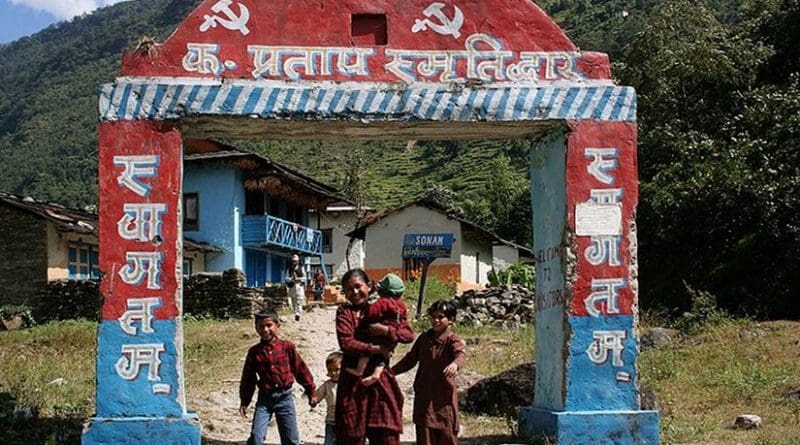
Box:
left=402, top=233, right=454, bottom=259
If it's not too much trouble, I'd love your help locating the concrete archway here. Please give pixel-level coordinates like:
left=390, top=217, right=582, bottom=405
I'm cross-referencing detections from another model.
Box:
left=83, top=1, right=658, bottom=443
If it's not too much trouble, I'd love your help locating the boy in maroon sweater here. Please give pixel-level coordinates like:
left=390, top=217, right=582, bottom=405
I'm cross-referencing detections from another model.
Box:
left=239, top=310, right=317, bottom=445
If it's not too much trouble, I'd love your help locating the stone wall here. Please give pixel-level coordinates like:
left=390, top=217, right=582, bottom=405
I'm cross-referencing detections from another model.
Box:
left=183, top=269, right=288, bottom=318
left=36, top=279, right=102, bottom=322
left=454, top=285, right=535, bottom=328
left=0, top=206, right=48, bottom=306
left=22, top=269, right=287, bottom=324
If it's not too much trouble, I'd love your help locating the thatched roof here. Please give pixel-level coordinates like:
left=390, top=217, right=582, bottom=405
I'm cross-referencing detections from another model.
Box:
left=184, top=148, right=348, bottom=211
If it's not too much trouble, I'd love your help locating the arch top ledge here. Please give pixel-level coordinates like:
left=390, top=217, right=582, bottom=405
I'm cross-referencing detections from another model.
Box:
left=120, top=0, right=613, bottom=82
left=98, top=78, right=636, bottom=125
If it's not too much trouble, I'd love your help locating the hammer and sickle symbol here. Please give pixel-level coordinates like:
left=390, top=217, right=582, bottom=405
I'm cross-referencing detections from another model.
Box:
left=200, top=0, right=251, bottom=36
left=412, top=2, right=465, bottom=39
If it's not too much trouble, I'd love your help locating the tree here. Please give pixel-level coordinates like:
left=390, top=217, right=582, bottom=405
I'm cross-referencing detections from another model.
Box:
left=618, top=0, right=800, bottom=317
left=332, top=145, right=374, bottom=270
left=462, top=155, right=532, bottom=248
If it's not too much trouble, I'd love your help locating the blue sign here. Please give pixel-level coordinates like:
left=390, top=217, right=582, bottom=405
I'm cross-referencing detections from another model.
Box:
left=402, top=233, right=454, bottom=259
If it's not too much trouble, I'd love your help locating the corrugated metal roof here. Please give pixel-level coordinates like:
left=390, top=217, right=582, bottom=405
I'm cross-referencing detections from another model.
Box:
left=0, top=191, right=221, bottom=253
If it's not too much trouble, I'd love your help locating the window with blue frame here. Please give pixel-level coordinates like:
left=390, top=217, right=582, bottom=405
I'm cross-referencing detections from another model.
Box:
left=321, top=228, right=333, bottom=253
left=183, top=258, right=194, bottom=276
left=68, top=243, right=100, bottom=280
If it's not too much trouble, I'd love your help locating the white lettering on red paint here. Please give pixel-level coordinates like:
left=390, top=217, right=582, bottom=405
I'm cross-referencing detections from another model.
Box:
left=584, top=148, right=619, bottom=185
left=182, top=33, right=582, bottom=82
left=585, top=236, right=622, bottom=266
left=590, top=188, right=623, bottom=204
left=113, top=155, right=160, bottom=197
left=183, top=43, right=223, bottom=75
left=584, top=278, right=625, bottom=317
left=118, top=203, right=167, bottom=242
left=247, top=46, right=375, bottom=80
left=118, top=252, right=163, bottom=290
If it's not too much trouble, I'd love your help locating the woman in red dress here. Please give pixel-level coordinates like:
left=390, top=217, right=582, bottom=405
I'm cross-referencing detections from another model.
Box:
left=335, top=269, right=414, bottom=445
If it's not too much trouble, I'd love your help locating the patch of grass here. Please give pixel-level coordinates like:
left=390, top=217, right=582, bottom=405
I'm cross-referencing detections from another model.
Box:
left=454, top=324, right=534, bottom=376
left=403, top=274, right=458, bottom=321
left=3, top=313, right=800, bottom=445
left=184, top=318, right=255, bottom=392
left=459, top=414, right=517, bottom=444
left=0, top=319, right=96, bottom=444
left=0, top=320, right=96, bottom=416
left=641, top=319, right=800, bottom=444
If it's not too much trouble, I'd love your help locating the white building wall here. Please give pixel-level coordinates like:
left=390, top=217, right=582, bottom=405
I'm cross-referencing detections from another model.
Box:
left=492, top=244, right=520, bottom=272
left=311, top=210, right=364, bottom=280
left=183, top=250, right=207, bottom=275
left=363, top=206, right=462, bottom=270
left=460, top=236, right=493, bottom=285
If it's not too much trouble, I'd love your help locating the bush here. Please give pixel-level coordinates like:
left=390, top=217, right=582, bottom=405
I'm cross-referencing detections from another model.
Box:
left=488, top=263, right=536, bottom=291
left=673, top=283, right=733, bottom=334
left=0, top=305, right=36, bottom=329
left=404, top=274, right=458, bottom=323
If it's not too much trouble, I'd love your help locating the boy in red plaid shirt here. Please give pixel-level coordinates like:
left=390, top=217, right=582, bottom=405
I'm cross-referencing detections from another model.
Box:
left=239, top=310, right=317, bottom=445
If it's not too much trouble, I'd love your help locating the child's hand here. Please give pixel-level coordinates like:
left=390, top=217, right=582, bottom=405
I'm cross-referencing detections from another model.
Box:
left=361, top=375, right=379, bottom=387
left=368, top=323, right=389, bottom=336
left=378, top=344, right=394, bottom=358
left=238, top=405, right=248, bottom=418
left=443, top=362, right=458, bottom=378
left=309, top=393, right=318, bottom=407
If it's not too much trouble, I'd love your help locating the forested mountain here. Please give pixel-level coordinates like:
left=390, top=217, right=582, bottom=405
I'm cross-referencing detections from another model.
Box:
left=0, top=0, right=798, bottom=317
left=0, top=0, right=203, bottom=208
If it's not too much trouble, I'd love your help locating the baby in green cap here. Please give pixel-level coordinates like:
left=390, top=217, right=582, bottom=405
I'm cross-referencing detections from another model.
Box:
left=346, top=273, right=411, bottom=386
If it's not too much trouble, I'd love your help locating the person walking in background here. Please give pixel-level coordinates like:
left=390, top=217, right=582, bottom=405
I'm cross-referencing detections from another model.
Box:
left=311, top=351, right=343, bottom=445
left=392, top=300, right=466, bottom=445
left=239, top=310, right=317, bottom=445
left=286, top=254, right=305, bottom=321
left=335, top=268, right=414, bottom=445
left=313, top=267, right=326, bottom=302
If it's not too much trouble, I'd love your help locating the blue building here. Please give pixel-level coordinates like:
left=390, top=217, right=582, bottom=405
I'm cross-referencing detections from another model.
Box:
left=183, top=147, right=344, bottom=287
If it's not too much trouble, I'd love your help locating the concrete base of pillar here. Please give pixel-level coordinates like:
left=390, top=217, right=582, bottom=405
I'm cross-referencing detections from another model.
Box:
left=82, top=413, right=201, bottom=444
left=519, top=407, right=660, bottom=445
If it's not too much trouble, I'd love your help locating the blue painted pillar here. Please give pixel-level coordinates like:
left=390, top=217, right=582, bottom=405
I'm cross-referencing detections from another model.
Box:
left=83, top=121, right=201, bottom=444
left=519, top=121, right=659, bottom=444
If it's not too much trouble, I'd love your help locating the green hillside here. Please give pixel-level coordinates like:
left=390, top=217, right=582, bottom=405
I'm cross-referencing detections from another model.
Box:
left=0, top=0, right=203, bottom=208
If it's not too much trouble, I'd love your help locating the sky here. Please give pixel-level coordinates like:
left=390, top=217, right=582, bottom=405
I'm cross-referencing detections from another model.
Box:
left=0, top=0, right=129, bottom=43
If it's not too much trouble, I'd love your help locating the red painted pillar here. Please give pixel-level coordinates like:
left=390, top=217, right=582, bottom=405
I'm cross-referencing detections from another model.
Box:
left=83, top=121, right=200, bottom=444
left=521, top=121, right=659, bottom=443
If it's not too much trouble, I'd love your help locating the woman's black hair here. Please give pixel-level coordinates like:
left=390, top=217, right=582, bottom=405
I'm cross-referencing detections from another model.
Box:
left=341, top=268, right=371, bottom=288
left=428, top=299, right=457, bottom=320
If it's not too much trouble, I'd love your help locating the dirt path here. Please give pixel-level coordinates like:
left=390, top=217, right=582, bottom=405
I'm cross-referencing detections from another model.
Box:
left=194, top=304, right=418, bottom=445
